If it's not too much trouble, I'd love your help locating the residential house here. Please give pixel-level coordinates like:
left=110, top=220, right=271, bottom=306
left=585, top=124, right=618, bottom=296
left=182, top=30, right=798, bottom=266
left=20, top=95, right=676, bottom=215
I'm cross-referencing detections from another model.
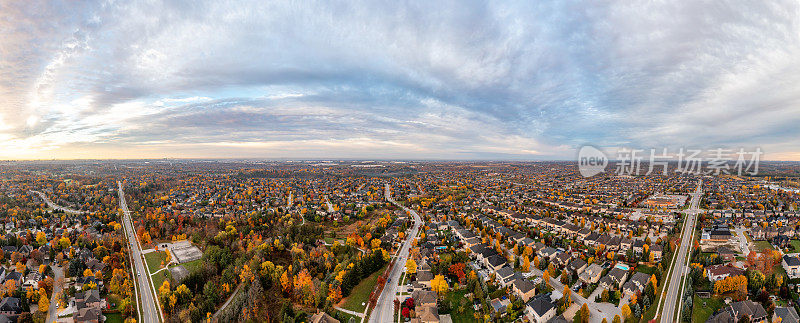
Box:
left=567, top=259, right=587, bottom=275
left=579, top=263, right=604, bottom=284
left=512, top=278, right=536, bottom=302
left=525, top=293, right=556, bottom=323
left=309, top=312, right=340, bottom=323
left=706, top=264, right=745, bottom=282
left=707, top=300, right=767, bottom=323
left=622, top=272, right=650, bottom=296
left=783, top=255, right=800, bottom=279
left=0, top=298, right=20, bottom=316
left=774, top=307, right=800, bottom=323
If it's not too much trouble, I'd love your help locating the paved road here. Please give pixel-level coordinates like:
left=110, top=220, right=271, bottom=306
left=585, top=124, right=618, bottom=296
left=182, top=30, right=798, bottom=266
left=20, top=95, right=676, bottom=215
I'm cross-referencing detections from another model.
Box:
left=118, top=181, right=161, bottom=323
left=212, top=283, right=243, bottom=321
left=45, top=266, right=64, bottom=323
left=735, top=227, right=751, bottom=256
left=30, top=190, right=85, bottom=214
left=369, top=184, right=422, bottom=323
left=660, top=180, right=702, bottom=323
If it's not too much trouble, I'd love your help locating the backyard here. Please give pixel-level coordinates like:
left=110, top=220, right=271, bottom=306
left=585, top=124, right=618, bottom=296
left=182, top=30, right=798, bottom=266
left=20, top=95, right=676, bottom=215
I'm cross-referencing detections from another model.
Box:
left=692, top=295, right=724, bottom=323
left=444, top=288, right=475, bottom=322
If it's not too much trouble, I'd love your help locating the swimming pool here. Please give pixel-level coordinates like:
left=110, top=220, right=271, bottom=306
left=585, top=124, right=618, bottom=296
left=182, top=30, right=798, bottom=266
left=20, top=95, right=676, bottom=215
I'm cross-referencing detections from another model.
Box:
left=615, top=263, right=630, bottom=271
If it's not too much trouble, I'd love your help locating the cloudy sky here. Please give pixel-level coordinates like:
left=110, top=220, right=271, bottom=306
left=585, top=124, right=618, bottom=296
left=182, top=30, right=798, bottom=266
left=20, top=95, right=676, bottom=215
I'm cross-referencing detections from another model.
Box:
left=2, top=0, right=800, bottom=160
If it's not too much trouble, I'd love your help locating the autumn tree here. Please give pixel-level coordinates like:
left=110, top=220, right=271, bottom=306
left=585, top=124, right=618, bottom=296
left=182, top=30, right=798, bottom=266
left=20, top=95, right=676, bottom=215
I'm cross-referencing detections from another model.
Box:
left=580, top=303, right=590, bottom=323
left=543, top=269, right=550, bottom=287
left=38, top=290, right=49, bottom=312
left=431, top=274, right=449, bottom=296
left=621, top=304, right=632, bottom=320
left=448, top=263, right=466, bottom=284
left=406, top=259, right=417, bottom=276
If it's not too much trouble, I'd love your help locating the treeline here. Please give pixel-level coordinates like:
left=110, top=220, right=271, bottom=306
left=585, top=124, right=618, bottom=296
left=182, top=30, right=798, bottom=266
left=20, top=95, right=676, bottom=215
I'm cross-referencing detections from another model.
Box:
left=341, top=251, right=386, bottom=297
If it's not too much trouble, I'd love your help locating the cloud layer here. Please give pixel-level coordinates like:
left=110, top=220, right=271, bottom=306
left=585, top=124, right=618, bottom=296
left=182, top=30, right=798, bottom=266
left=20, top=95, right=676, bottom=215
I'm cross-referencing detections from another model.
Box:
left=1, top=0, right=800, bottom=160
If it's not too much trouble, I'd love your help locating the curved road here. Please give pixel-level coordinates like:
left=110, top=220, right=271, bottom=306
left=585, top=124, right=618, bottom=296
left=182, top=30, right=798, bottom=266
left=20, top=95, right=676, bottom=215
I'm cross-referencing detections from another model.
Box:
left=118, top=181, right=162, bottom=323
left=30, top=191, right=85, bottom=214
left=369, top=184, right=422, bottom=323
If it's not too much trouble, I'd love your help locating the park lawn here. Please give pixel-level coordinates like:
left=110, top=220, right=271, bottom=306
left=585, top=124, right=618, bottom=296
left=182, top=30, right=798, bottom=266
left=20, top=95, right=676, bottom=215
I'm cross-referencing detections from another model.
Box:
left=693, top=295, right=724, bottom=323
left=181, top=259, right=203, bottom=272
left=446, top=289, right=475, bottom=322
left=144, top=251, right=168, bottom=273
left=338, top=265, right=387, bottom=313
left=151, top=270, right=169, bottom=290
left=754, top=241, right=774, bottom=251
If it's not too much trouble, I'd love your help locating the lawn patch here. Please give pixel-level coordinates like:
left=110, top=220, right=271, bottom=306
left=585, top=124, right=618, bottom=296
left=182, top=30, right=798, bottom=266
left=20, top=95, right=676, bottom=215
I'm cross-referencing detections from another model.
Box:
left=692, top=295, right=724, bottom=323
left=181, top=259, right=203, bottom=273
left=791, top=240, right=800, bottom=252
left=635, top=265, right=655, bottom=275
left=338, top=265, right=387, bottom=313
left=754, top=241, right=774, bottom=251
left=444, top=289, right=475, bottom=322
left=144, top=251, right=168, bottom=273
left=104, top=313, right=124, bottom=323
left=151, top=270, right=170, bottom=290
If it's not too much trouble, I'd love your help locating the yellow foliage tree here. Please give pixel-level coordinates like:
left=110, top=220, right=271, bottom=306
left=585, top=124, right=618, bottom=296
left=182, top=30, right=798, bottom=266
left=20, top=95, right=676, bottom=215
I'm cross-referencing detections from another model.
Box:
left=406, top=259, right=417, bottom=276
left=431, top=274, right=449, bottom=296
left=38, top=291, right=49, bottom=312
left=621, top=304, right=631, bottom=319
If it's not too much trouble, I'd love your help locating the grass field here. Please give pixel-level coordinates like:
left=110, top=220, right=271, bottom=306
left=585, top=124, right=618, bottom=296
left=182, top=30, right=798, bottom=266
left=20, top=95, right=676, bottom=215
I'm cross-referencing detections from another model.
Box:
left=106, top=294, right=122, bottom=310
left=790, top=240, right=800, bottom=252
left=445, top=289, right=475, bottom=322
left=104, top=313, right=124, bottom=323
left=338, top=265, right=387, bottom=313
left=636, top=265, right=655, bottom=275
left=144, top=251, right=168, bottom=273
left=151, top=270, right=170, bottom=290
left=335, top=310, right=360, bottom=323
left=754, top=241, right=774, bottom=251
left=692, top=295, right=724, bottom=322
left=180, top=258, right=203, bottom=272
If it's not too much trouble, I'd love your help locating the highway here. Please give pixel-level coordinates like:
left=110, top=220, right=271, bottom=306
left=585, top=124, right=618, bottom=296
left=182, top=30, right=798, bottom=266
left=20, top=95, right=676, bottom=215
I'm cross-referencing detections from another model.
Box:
left=660, top=179, right=702, bottom=323
left=118, top=181, right=162, bottom=323
left=369, top=184, right=423, bottom=323
left=30, top=190, right=85, bottom=214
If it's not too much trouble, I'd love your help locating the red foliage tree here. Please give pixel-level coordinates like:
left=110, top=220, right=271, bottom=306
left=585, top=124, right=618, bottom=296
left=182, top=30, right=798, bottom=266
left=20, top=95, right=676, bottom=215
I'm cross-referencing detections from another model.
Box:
left=449, top=263, right=466, bottom=284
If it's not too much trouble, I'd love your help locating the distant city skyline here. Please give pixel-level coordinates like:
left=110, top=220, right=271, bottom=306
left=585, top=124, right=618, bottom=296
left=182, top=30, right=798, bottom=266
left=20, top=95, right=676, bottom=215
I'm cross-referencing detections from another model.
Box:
left=2, top=1, right=800, bottom=160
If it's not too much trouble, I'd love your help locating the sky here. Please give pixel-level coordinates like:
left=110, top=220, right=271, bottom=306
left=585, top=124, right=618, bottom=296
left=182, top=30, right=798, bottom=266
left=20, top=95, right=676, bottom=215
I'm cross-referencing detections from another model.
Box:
left=2, top=0, right=800, bottom=161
